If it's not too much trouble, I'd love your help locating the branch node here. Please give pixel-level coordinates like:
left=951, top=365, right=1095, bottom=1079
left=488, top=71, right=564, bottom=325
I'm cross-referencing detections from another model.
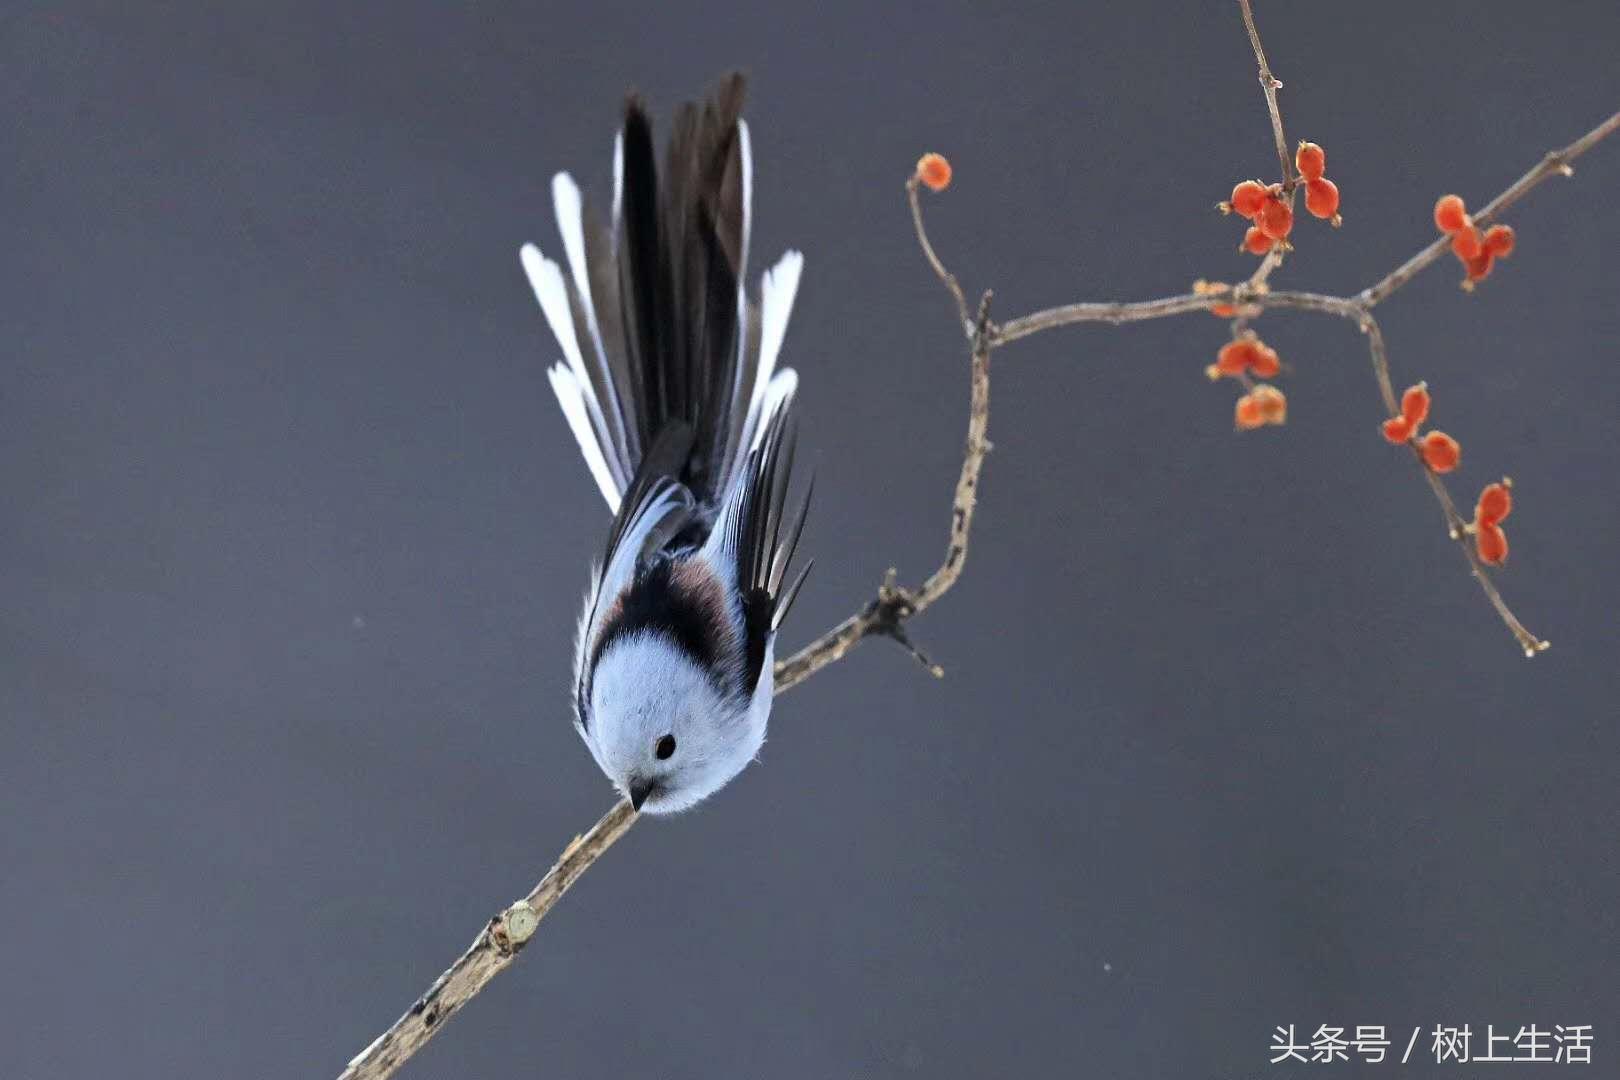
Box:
left=498, top=902, right=539, bottom=949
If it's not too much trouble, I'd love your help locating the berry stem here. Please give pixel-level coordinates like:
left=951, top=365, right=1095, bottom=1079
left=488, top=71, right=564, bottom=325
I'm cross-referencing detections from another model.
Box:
left=904, top=174, right=973, bottom=334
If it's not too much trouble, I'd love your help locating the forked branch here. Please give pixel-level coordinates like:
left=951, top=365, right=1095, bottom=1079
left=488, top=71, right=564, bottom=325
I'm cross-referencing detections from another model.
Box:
left=976, top=108, right=1620, bottom=658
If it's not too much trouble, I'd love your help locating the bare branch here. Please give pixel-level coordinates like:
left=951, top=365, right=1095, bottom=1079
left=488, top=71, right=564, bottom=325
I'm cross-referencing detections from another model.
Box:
left=337, top=800, right=638, bottom=1080
left=777, top=184, right=995, bottom=688
left=905, top=174, right=975, bottom=333
left=1239, top=0, right=1292, bottom=187
left=771, top=289, right=990, bottom=689
left=992, top=288, right=1361, bottom=346
left=1362, top=315, right=1548, bottom=657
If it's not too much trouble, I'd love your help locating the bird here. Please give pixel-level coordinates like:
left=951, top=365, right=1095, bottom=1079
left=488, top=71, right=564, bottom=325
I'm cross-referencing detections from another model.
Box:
left=520, top=74, right=811, bottom=814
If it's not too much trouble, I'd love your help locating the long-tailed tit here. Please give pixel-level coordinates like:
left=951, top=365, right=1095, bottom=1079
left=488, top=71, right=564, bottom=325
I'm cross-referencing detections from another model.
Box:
left=520, top=75, right=811, bottom=814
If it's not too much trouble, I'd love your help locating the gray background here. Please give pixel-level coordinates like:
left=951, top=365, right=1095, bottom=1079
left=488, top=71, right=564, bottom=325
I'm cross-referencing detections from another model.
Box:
left=3, top=2, right=1617, bottom=1077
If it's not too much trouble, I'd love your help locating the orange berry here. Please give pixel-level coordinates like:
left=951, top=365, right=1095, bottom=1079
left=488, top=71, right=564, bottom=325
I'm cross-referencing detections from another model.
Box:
left=1209, top=302, right=1237, bottom=318
left=1450, top=223, right=1483, bottom=260
left=1483, top=223, right=1516, bottom=257
left=1464, top=250, right=1495, bottom=283
left=1258, top=197, right=1294, bottom=241
left=1235, top=394, right=1265, bottom=430
left=1381, top=417, right=1413, bottom=444
left=1434, top=194, right=1468, bottom=234
left=915, top=153, right=952, bottom=192
left=1420, top=430, right=1461, bottom=473
left=1303, top=177, right=1340, bottom=220
left=1250, top=343, right=1281, bottom=378
left=1476, top=481, right=1513, bottom=525
left=1400, top=384, right=1431, bottom=429
left=1251, top=384, right=1287, bottom=425
left=1475, top=520, right=1509, bottom=566
left=1242, top=225, right=1274, bottom=254
left=1295, top=141, right=1326, bottom=182
left=1216, top=339, right=1259, bottom=375
left=1230, top=180, right=1269, bottom=219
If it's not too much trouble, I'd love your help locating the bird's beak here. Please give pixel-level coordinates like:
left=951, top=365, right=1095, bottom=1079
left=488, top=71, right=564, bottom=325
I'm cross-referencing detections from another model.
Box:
left=628, top=778, right=655, bottom=812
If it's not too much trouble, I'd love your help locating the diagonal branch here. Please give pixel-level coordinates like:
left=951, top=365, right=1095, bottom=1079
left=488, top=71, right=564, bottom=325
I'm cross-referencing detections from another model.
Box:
left=1360, top=108, right=1620, bottom=305
left=336, top=800, right=637, bottom=1080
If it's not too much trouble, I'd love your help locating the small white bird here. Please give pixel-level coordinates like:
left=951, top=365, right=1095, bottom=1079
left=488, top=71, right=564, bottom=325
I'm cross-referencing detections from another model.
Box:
left=521, top=75, right=810, bottom=814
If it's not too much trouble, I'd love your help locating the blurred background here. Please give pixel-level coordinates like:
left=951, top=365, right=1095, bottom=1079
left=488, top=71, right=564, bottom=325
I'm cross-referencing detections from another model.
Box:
left=3, top=2, right=1617, bottom=1077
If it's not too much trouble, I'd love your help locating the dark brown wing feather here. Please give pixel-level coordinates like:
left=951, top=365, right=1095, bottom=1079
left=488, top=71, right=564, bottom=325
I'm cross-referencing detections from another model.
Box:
left=718, top=400, right=811, bottom=694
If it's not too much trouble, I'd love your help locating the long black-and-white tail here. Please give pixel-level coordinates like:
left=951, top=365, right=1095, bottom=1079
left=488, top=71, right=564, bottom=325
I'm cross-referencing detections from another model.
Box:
left=521, top=73, right=801, bottom=519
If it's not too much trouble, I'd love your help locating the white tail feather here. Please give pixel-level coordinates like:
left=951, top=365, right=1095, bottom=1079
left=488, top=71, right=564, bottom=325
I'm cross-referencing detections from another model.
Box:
left=721, top=122, right=757, bottom=493
left=522, top=242, right=628, bottom=496
left=739, top=251, right=802, bottom=455
left=735, top=120, right=754, bottom=283
left=750, top=369, right=798, bottom=453
left=547, top=365, right=622, bottom=513
left=552, top=172, right=633, bottom=469
left=610, top=131, right=624, bottom=246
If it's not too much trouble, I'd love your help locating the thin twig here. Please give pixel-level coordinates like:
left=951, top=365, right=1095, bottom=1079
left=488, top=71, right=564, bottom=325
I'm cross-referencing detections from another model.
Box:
left=906, top=174, right=974, bottom=333
left=1365, top=315, right=1547, bottom=656
left=1358, top=312, right=1399, bottom=416
left=776, top=188, right=995, bottom=686
left=337, top=800, right=637, bottom=1080
left=992, top=288, right=1362, bottom=345
left=1240, top=0, right=1292, bottom=187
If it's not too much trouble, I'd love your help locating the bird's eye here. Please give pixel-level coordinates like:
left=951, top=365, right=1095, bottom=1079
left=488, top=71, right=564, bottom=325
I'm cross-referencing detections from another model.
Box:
left=655, top=733, right=676, bottom=760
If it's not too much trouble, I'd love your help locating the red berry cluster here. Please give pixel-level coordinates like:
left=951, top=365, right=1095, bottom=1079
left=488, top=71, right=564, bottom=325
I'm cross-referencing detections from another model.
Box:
left=1205, top=335, right=1287, bottom=430
left=1211, top=335, right=1282, bottom=379
left=1382, top=387, right=1520, bottom=567
left=1294, top=141, right=1342, bottom=226
left=1472, top=480, right=1513, bottom=566
left=1235, top=384, right=1287, bottom=430
left=1221, top=140, right=1341, bottom=255
left=1433, top=194, right=1515, bottom=289
left=1380, top=383, right=1460, bottom=473
left=1226, top=180, right=1293, bottom=254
